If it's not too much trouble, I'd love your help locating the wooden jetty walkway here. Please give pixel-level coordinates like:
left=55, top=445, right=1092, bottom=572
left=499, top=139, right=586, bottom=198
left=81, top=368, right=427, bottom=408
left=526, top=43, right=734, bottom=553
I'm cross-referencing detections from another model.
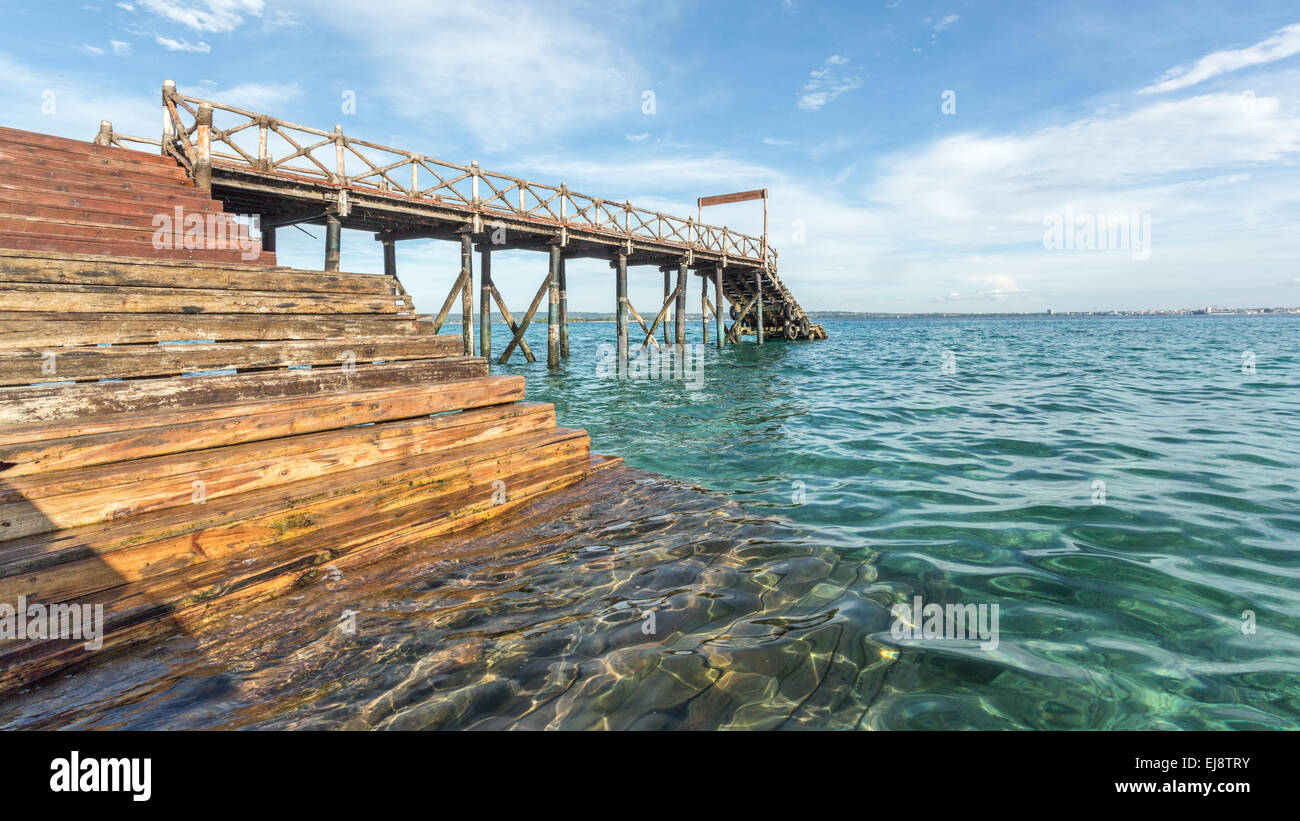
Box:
left=0, top=124, right=620, bottom=691
left=100, top=81, right=826, bottom=370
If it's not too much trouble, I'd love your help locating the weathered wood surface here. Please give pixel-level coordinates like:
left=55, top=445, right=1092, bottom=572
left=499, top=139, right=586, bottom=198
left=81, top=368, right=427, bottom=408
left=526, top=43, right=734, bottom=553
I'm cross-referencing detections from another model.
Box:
left=0, top=403, right=560, bottom=541
left=0, top=357, right=489, bottom=424
left=0, top=252, right=395, bottom=294
left=0, top=450, right=603, bottom=693
left=0, top=282, right=406, bottom=315
left=0, top=126, right=616, bottom=694
left=0, top=312, right=421, bottom=348
left=0, top=335, right=458, bottom=385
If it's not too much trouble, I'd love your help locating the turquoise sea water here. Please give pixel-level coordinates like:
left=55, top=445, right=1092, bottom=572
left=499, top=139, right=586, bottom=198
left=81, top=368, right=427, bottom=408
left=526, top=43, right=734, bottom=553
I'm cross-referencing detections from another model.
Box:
left=499, top=315, right=1300, bottom=729
left=5, top=314, right=1298, bottom=730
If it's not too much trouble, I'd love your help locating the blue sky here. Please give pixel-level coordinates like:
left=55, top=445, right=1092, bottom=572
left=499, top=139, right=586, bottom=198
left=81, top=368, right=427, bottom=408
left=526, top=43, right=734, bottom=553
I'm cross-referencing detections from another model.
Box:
left=3, top=0, right=1300, bottom=313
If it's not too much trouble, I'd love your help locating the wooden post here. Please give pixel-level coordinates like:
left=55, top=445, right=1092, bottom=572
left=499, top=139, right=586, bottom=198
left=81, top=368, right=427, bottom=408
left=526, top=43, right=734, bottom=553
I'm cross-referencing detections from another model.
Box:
left=479, top=245, right=492, bottom=360
left=675, top=260, right=687, bottom=347
left=324, top=214, right=341, bottom=272
left=460, top=233, right=474, bottom=356
left=662, top=269, right=671, bottom=345
left=194, top=104, right=212, bottom=191
left=616, top=252, right=629, bottom=376
left=701, top=272, right=709, bottom=345
left=262, top=223, right=276, bottom=254
left=714, top=267, right=724, bottom=349
left=547, top=244, right=561, bottom=369
left=755, top=268, right=764, bottom=345
left=161, top=80, right=175, bottom=157
left=558, top=256, right=570, bottom=358
left=382, top=237, right=396, bottom=276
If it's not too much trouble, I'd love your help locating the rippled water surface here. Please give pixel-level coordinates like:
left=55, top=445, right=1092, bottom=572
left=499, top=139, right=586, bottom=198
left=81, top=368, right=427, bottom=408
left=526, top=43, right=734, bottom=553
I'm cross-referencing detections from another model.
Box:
left=6, top=315, right=1300, bottom=729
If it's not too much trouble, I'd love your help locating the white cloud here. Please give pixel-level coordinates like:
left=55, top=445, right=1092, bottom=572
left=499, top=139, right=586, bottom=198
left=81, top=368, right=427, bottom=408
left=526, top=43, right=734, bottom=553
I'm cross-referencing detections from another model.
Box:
left=140, top=0, right=263, bottom=33
left=933, top=14, right=959, bottom=34
left=625, top=132, right=650, bottom=142
left=1141, top=23, right=1300, bottom=94
left=156, top=35, right=211, bottom=52
left=762, top=137, right=795, bottom=146
left=76, top=44, right=106, bottom=56
left=110, top=40, right=132, bottom=55
left=116, top=2, right=136, bottom=11
left=797, top=55, right=862, bottom=112
left=300, top=0, right=641, bottom=152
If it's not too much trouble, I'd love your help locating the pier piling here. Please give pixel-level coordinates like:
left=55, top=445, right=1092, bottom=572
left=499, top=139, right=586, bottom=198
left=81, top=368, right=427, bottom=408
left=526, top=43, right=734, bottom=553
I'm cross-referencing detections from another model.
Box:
left=479, top=245, right=492, bottom=360
left=324, top=214, right=341, bottom=272
left=714, top=267, right=723, bottom=349
left=616, top=252, right=629, bottom=375
left=548, top=244, right=561, bottom=369
left=460, top=233, right=474, bottom=356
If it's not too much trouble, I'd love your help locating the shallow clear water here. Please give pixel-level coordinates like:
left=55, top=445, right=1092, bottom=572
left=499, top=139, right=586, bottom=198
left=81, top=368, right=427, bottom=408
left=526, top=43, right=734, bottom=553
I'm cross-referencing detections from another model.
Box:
left=6, top=315, right=1300, bottom=729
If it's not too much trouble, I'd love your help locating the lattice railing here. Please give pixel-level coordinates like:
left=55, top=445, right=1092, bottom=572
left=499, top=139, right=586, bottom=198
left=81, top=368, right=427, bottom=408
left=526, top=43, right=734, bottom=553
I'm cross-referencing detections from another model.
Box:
left=136, top=83, right=777, bottom=269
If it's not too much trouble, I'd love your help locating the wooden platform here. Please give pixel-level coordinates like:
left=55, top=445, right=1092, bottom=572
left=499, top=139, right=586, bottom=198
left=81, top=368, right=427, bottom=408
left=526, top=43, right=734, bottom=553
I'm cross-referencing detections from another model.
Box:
left=0, top=128, right=616, bottom=692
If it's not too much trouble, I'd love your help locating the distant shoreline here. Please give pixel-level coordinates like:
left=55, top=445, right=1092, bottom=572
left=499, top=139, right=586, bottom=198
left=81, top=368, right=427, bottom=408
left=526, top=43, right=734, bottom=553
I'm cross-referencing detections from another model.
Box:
left=449, top=309, right=1300, bottom=322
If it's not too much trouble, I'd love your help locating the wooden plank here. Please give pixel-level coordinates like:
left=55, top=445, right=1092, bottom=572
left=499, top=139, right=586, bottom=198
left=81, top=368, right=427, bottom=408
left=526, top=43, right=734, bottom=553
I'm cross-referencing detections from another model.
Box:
left=0, top=253, right=396, bottom=295
left=0, top=427, right=588, bottom=589
left=0, top=182, right=221, bottom=214
left=0, top=357, right=489, bottom=425
left=0, top=234, right=277, bottom=266
left=0, top=282, right=405, bottom=315
left=0, top=377, right=527, bottom=474
left=698, top=188, right=766, bottom=208
left=0, top=127, right=181, bottom=167
left=0, top=450, right=595, bottom=692
left=0, top=169, right=197, bottom=200
left=0, top=154, right=188, bottom=187
left=0, top=312, right=419, bottom=349
left=0, top=402, right=559, bottom=541
left=0, top=335, right=460, bottom=385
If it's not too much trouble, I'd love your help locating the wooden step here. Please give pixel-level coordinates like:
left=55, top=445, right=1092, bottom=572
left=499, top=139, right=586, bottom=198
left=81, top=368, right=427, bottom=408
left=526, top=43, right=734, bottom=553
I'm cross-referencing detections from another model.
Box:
left=0, top=334, right=459, bottom=386
left=0, top=251, right=394, bottom=295
left=0, top=127, right=182, bottom=168
left=0, top=200, right=192, bottom=229
left=0, top=233, right=278, bottom=266
left=0, top=357, right=490, bottom=425
left=0, top=375, right=525, bottom=474
left=0, top=215, right=256, bottom=248
left=0, top=426, right=589, bottom=597
left=0, top=281, right=403, bottom=315
left=0, top=140, right=183, bottom=176
left=0, top=182, right=223, bottom=215
left=0, top=168, right=199, bottom=201
left=0, top=151, right=189, bottom=187
left=0, top=311, right=419, bottom=349
left=0, top=401, right=559, bottom=541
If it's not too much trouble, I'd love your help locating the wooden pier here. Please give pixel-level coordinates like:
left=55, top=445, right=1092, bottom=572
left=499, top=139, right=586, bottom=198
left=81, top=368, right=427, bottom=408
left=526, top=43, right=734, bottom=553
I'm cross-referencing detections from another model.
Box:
left=0, top=125, right=619, bottom=691
left=100, top=81, right=825, bottom=371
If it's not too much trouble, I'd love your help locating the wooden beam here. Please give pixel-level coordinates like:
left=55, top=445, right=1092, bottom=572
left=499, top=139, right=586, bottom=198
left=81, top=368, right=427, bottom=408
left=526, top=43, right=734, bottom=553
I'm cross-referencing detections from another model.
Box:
left=489, top=283, right=535, bottom=362
left=499, top=269, right=551, bottom=364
